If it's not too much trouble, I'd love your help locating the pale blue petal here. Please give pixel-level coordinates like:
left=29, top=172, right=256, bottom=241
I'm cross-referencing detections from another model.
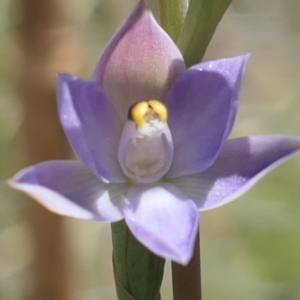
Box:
left=57, top=74, right=125, bottom=183
left=123, top=183, right=199, bottom=264
left=9, top=161, right=128, bottom=221
left=166, top=55, right=249, bottom=178
left=169, top=135, right=300, bottom=210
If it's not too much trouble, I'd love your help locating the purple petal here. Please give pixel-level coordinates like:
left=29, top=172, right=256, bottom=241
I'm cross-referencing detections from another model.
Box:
left=166, top=55, right=249, bottom=178
left=169, top=135, right=300, bottom=210
left=123, top=183, right=199, bottom=264
left=57, top=74, right=124, bottom=183
left=8, top=161, right=128, bottom=221
left=202, top=54, right=250, bottom=136
left=93, top=2, right=186, bottom=124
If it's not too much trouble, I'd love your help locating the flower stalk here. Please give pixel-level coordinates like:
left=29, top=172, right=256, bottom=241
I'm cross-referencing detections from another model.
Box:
left=111, top=221, right=165, bottom=300
left=172, top=228, right=201, bottom=300
left=177, top=0, right=232, bottom=67
left=158, top=0, right=189, bottom=42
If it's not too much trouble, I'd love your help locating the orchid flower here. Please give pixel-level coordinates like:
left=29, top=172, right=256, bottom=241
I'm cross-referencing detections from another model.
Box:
left=9, top=2, right=300, bottom=265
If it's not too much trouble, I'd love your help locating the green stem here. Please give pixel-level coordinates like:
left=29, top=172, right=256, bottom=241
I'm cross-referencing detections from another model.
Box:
left=177, top=0, right=232, bottom=67
left=111, top=221, right=165, bottom=300
left=158, top=0, right=189, bottom=42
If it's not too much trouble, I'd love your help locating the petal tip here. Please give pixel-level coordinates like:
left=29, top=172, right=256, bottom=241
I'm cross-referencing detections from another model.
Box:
left=8, top=166, right=34, bottom=186
left=239, top=52, right=251, bottom=60
left=192, top=135, right=300, bottom=211
left=175, top=252, right=193, bottom=266
left=6, top=178, right=16, bottom=189
left=57, top=72, right=78, bottom=85
left=138, top=0, right=149, bottom=10
left=238, top=53, right=251, bottom=67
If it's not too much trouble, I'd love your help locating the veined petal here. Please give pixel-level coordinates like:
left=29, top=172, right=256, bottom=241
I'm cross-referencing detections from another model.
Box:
left=123, top=183, right=199, bottom=264
left=169, top=135, right=300, bottom=210
left=202, top=54, right=250, bottom=137
left=93, top=1, right=186, bottom=124
left=166, top=55, right=249, bottom=178
left=57, top=74, right=124, bottom=183
left=8, top=161, right=128, bottom=221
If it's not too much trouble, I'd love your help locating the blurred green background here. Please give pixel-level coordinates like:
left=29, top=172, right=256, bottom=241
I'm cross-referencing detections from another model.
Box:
left=0, top=0, right=300, bottom=299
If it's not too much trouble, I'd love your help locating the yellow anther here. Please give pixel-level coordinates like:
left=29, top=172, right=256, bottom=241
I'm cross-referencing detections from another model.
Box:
left=128, top=100, right=168, bottom=127
left=128, top=101, right=149, bottom=127
left=148, top=100, right=168, bottom=123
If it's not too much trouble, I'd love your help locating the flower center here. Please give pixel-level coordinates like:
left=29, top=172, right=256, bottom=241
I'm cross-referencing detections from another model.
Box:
left=118, top=100, right=173, bottom=183
left=128, top=100, right=168, bottom=126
